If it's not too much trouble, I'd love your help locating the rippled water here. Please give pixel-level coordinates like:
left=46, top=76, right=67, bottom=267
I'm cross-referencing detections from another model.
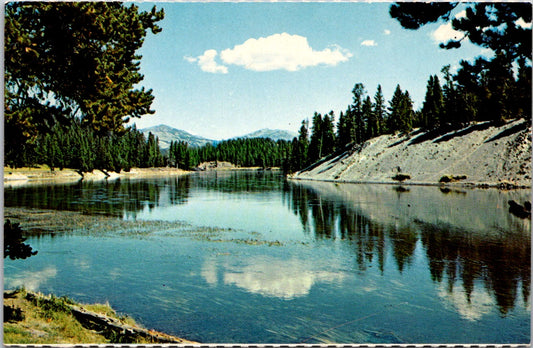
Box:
left=4, top=171, right=531, bottom=343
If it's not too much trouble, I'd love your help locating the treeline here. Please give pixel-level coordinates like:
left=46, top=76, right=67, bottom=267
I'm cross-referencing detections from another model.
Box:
left=284, top=60, right=530, bottom=174
left=16, top=120, right=165, bottom=172
left=13, top=119, right=293, bottom=172
left=284, top=83, right=416, bottom=173
left=168, top=138, right=292, bottom=170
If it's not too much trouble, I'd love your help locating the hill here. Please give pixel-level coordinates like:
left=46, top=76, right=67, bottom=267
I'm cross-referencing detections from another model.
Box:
left=141, top=125, right=214, bottom=149
left=239, top=128, right=297, bottom=141
left=291, top=119, right=531, bottom=188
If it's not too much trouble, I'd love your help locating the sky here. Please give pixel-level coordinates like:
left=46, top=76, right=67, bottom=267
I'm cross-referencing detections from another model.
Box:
left=131, top=2, right=495, bottom=140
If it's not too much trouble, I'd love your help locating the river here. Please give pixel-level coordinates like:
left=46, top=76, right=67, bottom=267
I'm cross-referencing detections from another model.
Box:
left=3, top=171, right=531, bottom=343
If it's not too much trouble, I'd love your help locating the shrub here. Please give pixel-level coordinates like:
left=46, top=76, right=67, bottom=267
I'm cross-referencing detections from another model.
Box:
left=439, top=174, right=467, bottom=183
left=392, top=173, right=411, bottom=182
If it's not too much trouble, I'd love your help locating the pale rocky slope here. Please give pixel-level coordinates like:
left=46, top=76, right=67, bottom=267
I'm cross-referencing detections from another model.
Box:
left=291, top=119, right=531, bottom=187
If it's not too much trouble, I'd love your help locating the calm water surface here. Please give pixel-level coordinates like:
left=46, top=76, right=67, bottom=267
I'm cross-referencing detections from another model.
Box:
left=4, top=171, right=531, bottom=343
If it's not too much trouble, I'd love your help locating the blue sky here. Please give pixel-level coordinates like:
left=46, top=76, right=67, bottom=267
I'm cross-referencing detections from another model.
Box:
left=132, top=2, right=493, bottom=140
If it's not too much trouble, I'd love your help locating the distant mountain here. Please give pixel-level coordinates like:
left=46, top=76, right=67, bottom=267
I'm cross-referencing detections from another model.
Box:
left=141, top=125, right=298, bottom=149
left=239, top=128, right=297, bottom=141
left=141, top=125, right=214, bottom=149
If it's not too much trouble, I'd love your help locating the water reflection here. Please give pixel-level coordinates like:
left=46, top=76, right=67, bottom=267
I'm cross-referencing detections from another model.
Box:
left=4, top=266, right=58, bottom=291
left=4, top=176, right=192, bottom=217
left=285, top=181, right=531, bottom=317
left=201, top=256, right=347, bottom=300
left=4, top=172, right=530, bottom=322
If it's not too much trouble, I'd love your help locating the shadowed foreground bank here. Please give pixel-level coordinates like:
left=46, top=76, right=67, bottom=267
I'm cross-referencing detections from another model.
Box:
left=3, top=289, right=197, bottom=344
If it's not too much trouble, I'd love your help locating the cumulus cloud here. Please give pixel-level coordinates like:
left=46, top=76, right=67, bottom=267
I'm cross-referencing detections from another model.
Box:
left=197, top=49, right=228, bottom=74
left=184, top=50, right=228, bottom=74
left=455, top=10, right=467, bottom=19
left=361, top=39, right=377, bottom=47
left=515, top=17, right=532, bottom=29
left=186, top=33, right=352, bottom=73
left=432, top=22, right=464, bottom=43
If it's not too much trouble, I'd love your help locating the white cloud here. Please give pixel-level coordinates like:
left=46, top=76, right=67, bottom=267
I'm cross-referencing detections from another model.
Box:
left=197, top=49, right=228, bottom=74
left=455, top=10, right=467, bottom=19
left=361, top=39, right=377, bottom=47
left=432, top=23, right=465, bottom=43
left=515, top=17, right=532, bottom=29
left=184, top=50, right=228, bottom=74
left=384, top=29, right=391, bottom=35
left=186, top=33, right=352, bottom=73
left=220, top=33, right=351, bottom=72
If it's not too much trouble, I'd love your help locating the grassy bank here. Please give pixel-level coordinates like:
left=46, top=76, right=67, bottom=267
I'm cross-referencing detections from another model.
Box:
left=4, top=288, right=195, bottom=344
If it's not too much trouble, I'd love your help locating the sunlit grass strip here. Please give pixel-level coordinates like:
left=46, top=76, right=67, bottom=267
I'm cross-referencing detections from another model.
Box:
left=3, top=288, right=195, bottom=344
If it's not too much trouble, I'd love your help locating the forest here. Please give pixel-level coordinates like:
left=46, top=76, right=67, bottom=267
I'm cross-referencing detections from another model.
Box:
left=4, top=2, right=531, bottom=174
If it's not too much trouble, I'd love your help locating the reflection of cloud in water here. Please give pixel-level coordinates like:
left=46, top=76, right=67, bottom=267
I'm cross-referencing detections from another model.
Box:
left=201, top=260, right=218, bottom=285
left=108, top=268, right=122, bottom=281
left=6, top=267, right=57, bottom=291
left=203, top=256, right=346, bottom=299
left=437, top=283, right=494, bottom=321
left=73, top=258, right=90, bottom=270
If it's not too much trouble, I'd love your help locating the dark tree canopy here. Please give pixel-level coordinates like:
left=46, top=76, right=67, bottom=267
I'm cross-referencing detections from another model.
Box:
left=389, top=2, right=457, bottom=30
left=390, top=2, right=532, bottom=62
left=5, top=2, right=165, bottom=139
left=4, top=220, right=37, bottom=260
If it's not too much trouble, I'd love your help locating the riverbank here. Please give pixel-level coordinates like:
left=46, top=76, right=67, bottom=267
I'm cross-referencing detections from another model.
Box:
left=291, top=119, right=531, bottom=188
left=3, top=166, right=189, bottom=187
left=4, top=288, right=197, bottom=344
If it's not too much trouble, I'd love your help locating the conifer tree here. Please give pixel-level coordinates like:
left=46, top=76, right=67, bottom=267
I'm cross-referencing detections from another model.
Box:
left=322, top=111, right=336, bottom=156
left=388, top=85, right=414, bottom=134
left=373, top=85, right=387, bottom=136
left=421, top=75, right=444, bottom=129
left=351, top=83, right=366, bottom=144
left=336, top=109, right=351, bottom=149
left=362, top=96, right=376, bottom=140
left=308, top=112, right=324, bottom=163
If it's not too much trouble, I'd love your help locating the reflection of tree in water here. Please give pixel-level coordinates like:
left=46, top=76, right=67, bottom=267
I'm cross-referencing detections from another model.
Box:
left=194, top=171, right=284, bottom=193
left=284, top=182, right=530, bottom=316
left=420, top=222, right=530, bottom=316
left=4, top=176, right=192, bottom=217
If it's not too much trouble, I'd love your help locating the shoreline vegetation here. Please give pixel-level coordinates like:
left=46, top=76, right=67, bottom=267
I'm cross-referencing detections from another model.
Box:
left=3, top=162, right=280, bottom=188
left=3, top=288, right=197, bottom=344
left=5, top=119, right=531, bottom=190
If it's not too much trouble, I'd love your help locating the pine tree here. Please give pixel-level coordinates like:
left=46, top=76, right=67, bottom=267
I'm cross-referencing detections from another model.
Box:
left=322, top=111, right=336, bottom=156
left=362, top=96, right=376, bottom=140
left=421, top=75, right=444, bottom=129
left=336, top=109, right=351, bottom=149
left=388, top=85, right=414, bottom=134
left=373, top=85, right=387, bottom=136
left=351, top=83, right=366, bottom=144
left=308, top=112, right=324, bottom=163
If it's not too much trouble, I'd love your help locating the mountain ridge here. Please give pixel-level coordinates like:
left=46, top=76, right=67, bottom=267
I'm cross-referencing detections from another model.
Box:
left=141, top=124, right=297, bottom=149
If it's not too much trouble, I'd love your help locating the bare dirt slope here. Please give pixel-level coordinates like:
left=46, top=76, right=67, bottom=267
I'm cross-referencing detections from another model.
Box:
left=291, top=119, right=531, bottom=187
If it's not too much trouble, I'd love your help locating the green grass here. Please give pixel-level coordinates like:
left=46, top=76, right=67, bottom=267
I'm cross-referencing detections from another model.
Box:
left=3, top=289, right=153, bottom=344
